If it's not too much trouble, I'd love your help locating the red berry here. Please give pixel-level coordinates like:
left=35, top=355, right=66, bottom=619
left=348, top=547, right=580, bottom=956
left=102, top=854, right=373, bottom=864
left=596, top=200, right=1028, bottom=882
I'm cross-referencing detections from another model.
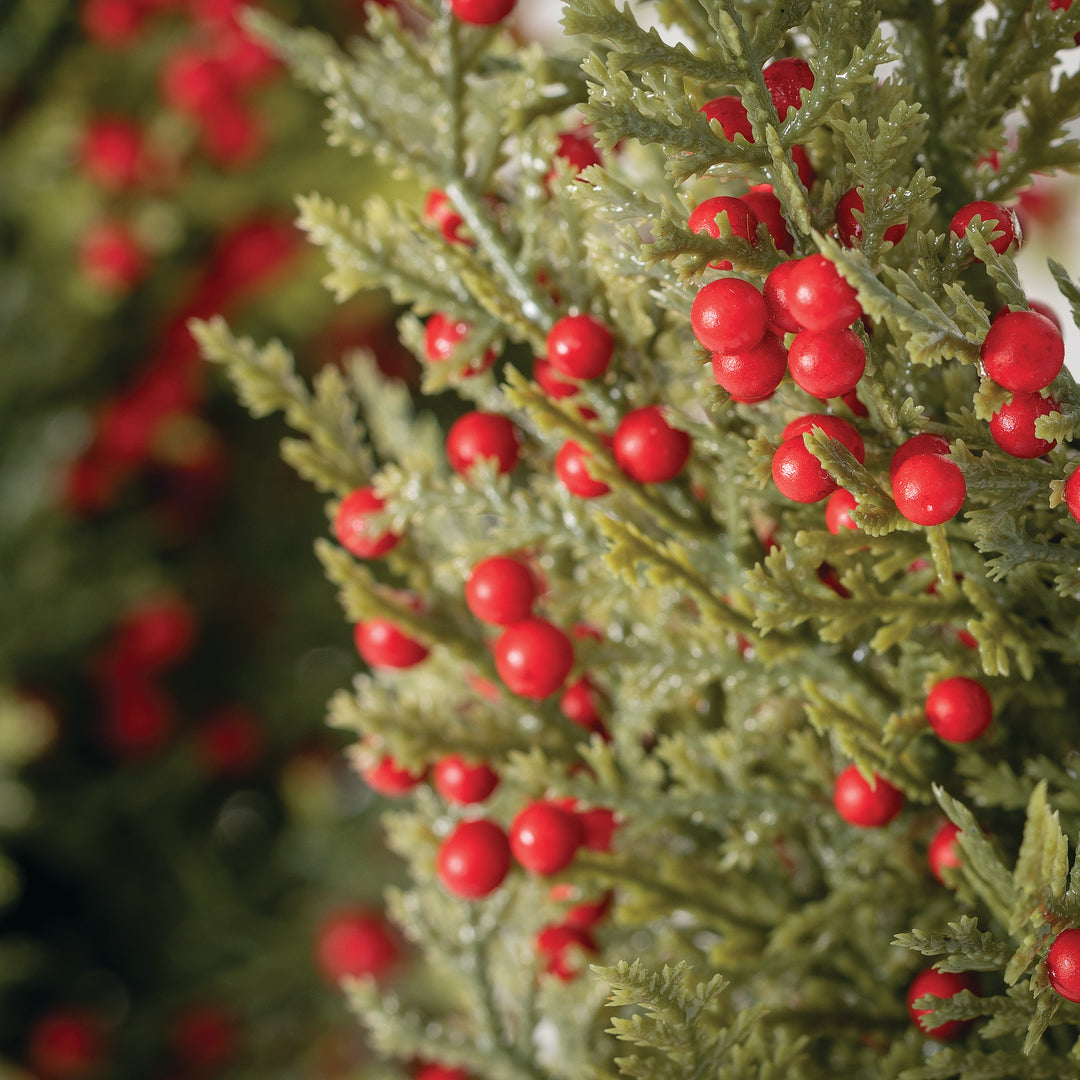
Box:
left=835, top=187, right=907, bottom=247
left=415, top=1065, right=472, bottom=1080
left=782, top=415, right=865, bottom=461
left=354, top=618, right=429, bottom=670
left=315, top=909, right=400, bottom=982
left=691, top=278, right=769, bottom=353
left=560, top=676, right=609, bottom=737
left=546, top=314, right=614, bottom=380
left=446, top=412, right=520, bottom=476
left=928, top=820, right=962, bottom=885
left=787, top=327, right=866, bottom=399
left=742, top=187, right=794, bottom=253
left=362, top=755, right=427, bottom=796
left=78, top=220, right=148, bottom=294
left=773, top=415, right=865, bottom=504
left=26, top=1009, right=106, bottom=1079
left=579, top=806, right=618, bottom=851
left=1064, top=467, right=1080, bottom=523
left=892, top=454, right=966, bottom=526
left=466, top=555, right=537, bottom=625
left=509, top=800, right=585, bottom=874
left=213, top=23, right=280, bottom=87
left=1047, top=928, right=1080, bottom=1002
left=436, top=818, right=512, bottom=898
left=825, top=489, right=859, bottom=534
left=494, top=617, right=574, bottom=699
left=79, top=117, right=144, bottom=190
left=763, top=260, right=804, bottom=334
left=555, top=438, right=611, bottom=497
left=432, top=756, right=499, bottom=804
left=1027, top=299, right=1064, bottom=332
left=424, top=313, right=495, bottom=375
left=711, top=334, right=788, bottom=403
left=906, top=968, right=980, bottom=1039
left=450, top=0, right=515, bottom=21
left=786, top=254, right=862, bottom=332
left=170, top=1004, right=237, bottom=1071
left=334, top=487, right=401, bottom=559
left=195, top=706, right=263, bottom=777
left=423, top=190, right=469, bottom=245
left=160, top=47, right=229, bottom=116
left=791, top=144, right=816, bottom=189
left=199, top=98, right=264, bottom=168
left=688, top=197, right=759, bottom=270
left=980, top=309, right=1064, bottom=393
left=613, top=405, right=691, bottom=483
left=80, top=0, right=144, bottom=46
left=535, top=923, right=598, bottom=980
left=112, top=594, right=196, bottom=672
left=100, top=678, right=176, bottom=759
left=925, top=676, right=993, bottom=743
left=565, top=890, right=614, bottom=928
left=950, top=201, right=1021, bottom=257
left=833, top=764, right=905, bottom=827
left=534, top=356, right=578, bottom=399
left=553, top=130, right=602, bottom=178
left=889, top=434, right=951, bottom=483
left=763, top=57, right=814, bottom=118
left=700, top=96, right=753, bottom=141
left=989, top=392, right=1060, bottom=458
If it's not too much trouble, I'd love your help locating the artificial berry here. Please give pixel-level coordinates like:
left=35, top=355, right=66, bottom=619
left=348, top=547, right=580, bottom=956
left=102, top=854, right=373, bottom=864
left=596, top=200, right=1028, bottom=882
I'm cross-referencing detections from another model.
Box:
left=446, top=412, right=520, bottom=476
left=579, top=806, right=619, bottom=851
left=80, top=0, right=144, bottom=46
left=787, top=327, right=866, bottom=399
left=423, top=190, right=469, bottom=245
left=546, top=314, right=614, bottom=380
left=78, top=220, right=148, bottom=293
left=534, top=356, right=577, bottom=399
left=700, top=96, right=753, bottom=141
left=26, top=1009, right=106, bottom=1079
left=170, top=1004, right=237, bottom=1071
left=688, top=196, right=760, bottom=269
left=494, top=617, right=574, bottom=699
left=742, top=187, right=794, bottom=252
left=111, top=594, right=196, bottom=672
left=889, top=434, right=951, bottom=483
left=925, top=676, right=993, bottom=743
left=195, top=706, right=263, bottom=777
left=763, top=260, right=804, bottom=333
left=782, top=414, right=865, bottom=460
left=950, top=201, right=1021, bottom=257
left=354, top=618, right=429, bottom=670
left=835, top=187, right=907, bottom=247
left=432, top=756, right=499, bottom=804
left=1064, top=467, right=1080, bottom=523
left=791, top=144, right=816, bottom=189
left=928, top=820, right=963, bottom=886
left=213, top=23, right=280, bottom=87
left=841, top=386, right=869, bottom=417
left=773, top=415, right=865, bottom=504
left=906, top=968, right=980, bottom=1040
left=1047, top=928, right=1080, bottom=1002
left=450, top=0, right=515, bottom=23
left=556, top=438, right=611, bottom=497
left=711, top=334, right=788, bottom=403
left=466, top=555, right=537, bottom=625
left=424, top=313, right=495, bottom=375
left=160, top=47, right=229, bottom=116
left=989, top=392, right=1060, bottom=458
left=763, top=57, right=814, bottom=118
left=892, top=454, right=966, bottom=526
left=691, top=278, right=769, bottom=353
left=536, top=923, right=599, bottom=980
left=436, top=818, right=512, bottom=898
left=99, top=678, right=176, bottom=759
left=1027, top=299, right=1064, bottom=332
left=786, top=254, right=862, bottom=331
left=980, top=309, right=1064, bottom=393
left=613, top=405, right=691, bottom=483
left=560, top=677, right=609, bottom=737
left=199, top=98, right=264, bottom=168
left=362, top=755, right=427, bottom=796
left=334, top=487, right=401, bottom=559
left=415, top=1065, right=472, bottom=1080
left=553, top=130, right=602, bottom=178
left=509, top=800, right=585, bottom=874
left=79, top=118, right=144, bottom=190
left=825, top=489, right=859, bottom=534
left=833, top=764, right=905, bottom=827
left=565, top=890, right=614, bottom=928
left=315, top=909, right=401, bottom=982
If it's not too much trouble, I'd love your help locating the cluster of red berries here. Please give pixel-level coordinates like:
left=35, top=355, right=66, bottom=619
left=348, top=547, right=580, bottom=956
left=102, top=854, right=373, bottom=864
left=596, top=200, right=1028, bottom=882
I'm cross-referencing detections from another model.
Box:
left=362, top=751, right=500, bottom=805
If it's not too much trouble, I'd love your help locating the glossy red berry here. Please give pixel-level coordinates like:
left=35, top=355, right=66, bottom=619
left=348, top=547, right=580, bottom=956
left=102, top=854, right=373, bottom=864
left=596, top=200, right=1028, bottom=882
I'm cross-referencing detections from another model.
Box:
left=170, top=1004, right=237, bottom=1071
left=889, top=434, right=951, bottom=483
left=1064, top=467, right=1080, bottom=523
left=950, top=201, right=1021, bottom=256
left=552, top=130, right=602, bottom=179
left=446, top=412, right=520, bottom=476
left=362, top=755, right=427, bottom=796
left=556, top=439, right=611, bottom=497
left=450, top=0, right=515, bottom=24
left=195, top=706, right=263, bottom=778
left=893, top=454, right=966, bottom=526
left=560, top=676, right=609, bottom=737
left=80, top=0, right=144, bottom=46
left=546, top=314, right=614, bottom=380
left=787, top=327, right=866, bottom=399
left=763, top=57, right=814, bottom=118
left=835, top=188, right=907, bottom=247
left=989, top=392, right=1059, bottom=458
left=782, top=414, right=866, bottom=460
left=928, top=820, right=963, bottom=886
left=424, top=313, right=495, bottom=375
left=763, top=260, right=804, bottom=333
left=711, top=334, right=788, bottom=403
left=691, top=278, right=769, bottom=353
left=700, top=96, right=753, bottom=141
left=160, top=47, right=229, bottom=116
left=925, top=676, right=993, bottom=743
left=334, top=487, right=401, bottom=559
left=423, top=190, right=469, bottom=245
left=466, top=555, right=537, bottom=625
left=354, top=618, right=429, bottom=670
left=494, top=617, right=574, bottom=699
left=534, top=356, right=577, bottom=399
left=688, top=197, right=759, bottom=269
left=510, top=800, right=585, bottom=874
left=980, top=310, right=1064, bottom=393
left=579, top=806, right=619, bottom=851
left=1047, top=928, right=1080, bottom=1002
left=536, top=923, right=599, bottom=980
left=315, top=909, right=401, bottom=982
left=833, top=764, right=905, bottom=827
left=786, top=254, right=862, bottom=331
left=80, top=117, right=144, bottom=190
left=773, top=415, right=865, bottom=504
left=436, top=818, right=511, bottom=898
left=112, top=594, right=196, bottom=672
left=825, top=489, right=859, bottom=534
left=78, top=220, right=148, bottom=293
left=613, top=405, right=691, bottom=483
left=432, top=756, right=499, bottom=804
left=907, top=968, right=980, bottom=1039
left=415, top=1065, right=472, bottom=1080
left=26, top=1009, right=106, bottom=1079
left=742, top=187, right=794, bottom=253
